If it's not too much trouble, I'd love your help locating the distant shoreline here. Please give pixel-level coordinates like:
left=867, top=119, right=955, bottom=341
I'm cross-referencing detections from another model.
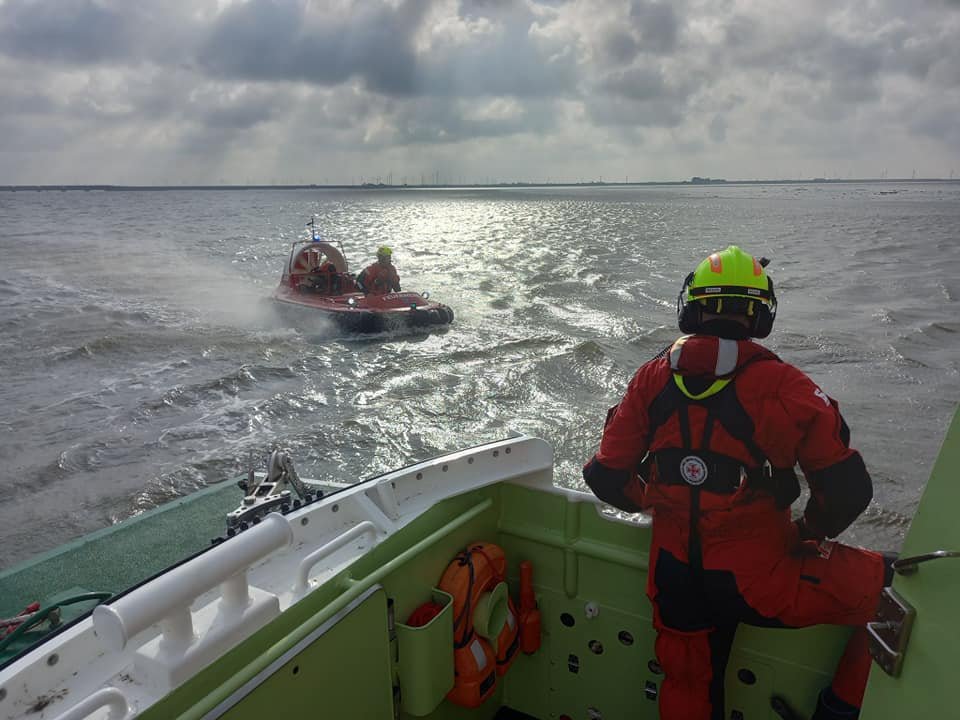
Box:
left=1, top=178, right=957, bottom=192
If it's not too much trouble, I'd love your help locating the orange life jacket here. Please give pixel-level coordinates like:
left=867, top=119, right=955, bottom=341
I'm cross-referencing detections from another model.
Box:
left=437, top=543, right=520, bottom=708
left=359, top=262, right=399, bottom=294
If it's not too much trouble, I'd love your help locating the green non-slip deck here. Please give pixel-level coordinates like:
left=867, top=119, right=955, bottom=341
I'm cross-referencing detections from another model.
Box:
left=0, top=480, right=241, bottom=621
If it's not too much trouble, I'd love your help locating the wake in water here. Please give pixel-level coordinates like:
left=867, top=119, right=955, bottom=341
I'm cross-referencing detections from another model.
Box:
left=1, top=184, right=959, bottom=566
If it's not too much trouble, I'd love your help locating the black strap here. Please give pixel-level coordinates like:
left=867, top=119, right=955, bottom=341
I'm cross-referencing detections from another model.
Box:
left=452, top=550, right=476, bottom=649
left=677, top=402, right=691, bottom=448
left=653, top=449, right=744, bottom=494
left=687, top=409, right=705, bottom=577
left=689, top=484, right=703, bottom=576
left=648, top=378, right=767, bottom=469
left=701, top=413, right=715, bottom=449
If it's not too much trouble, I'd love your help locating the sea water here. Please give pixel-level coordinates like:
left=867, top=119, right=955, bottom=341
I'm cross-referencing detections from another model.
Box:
left=1, top=182, right=958, bottom=567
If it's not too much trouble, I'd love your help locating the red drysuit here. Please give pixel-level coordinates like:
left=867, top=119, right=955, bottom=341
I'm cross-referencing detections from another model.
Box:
left=584, top=335, right=886, bottom=720
left=358, top=261, right=400, bottom=294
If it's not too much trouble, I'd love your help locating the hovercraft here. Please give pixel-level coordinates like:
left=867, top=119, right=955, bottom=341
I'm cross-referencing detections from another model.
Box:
left=272, top=221, right=454, bottom=332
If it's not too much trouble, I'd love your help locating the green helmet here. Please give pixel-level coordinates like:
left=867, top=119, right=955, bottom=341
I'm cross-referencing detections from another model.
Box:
left=677, top=246, right=777, bottom=338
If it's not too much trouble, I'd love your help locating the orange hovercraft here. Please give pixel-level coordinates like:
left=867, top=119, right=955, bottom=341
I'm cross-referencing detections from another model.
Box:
left=272, top=218, right=454, bottom=333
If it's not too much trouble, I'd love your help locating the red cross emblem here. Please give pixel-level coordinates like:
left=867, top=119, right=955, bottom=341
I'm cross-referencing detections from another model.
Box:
left=680, top=456, right=708, bottom=486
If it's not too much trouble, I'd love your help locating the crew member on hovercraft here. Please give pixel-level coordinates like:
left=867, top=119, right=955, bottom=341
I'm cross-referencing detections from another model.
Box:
left=305, top=258, right=339, bottom=293
left=356, top=246, right=401, bottom=295
left=582, top=245, right=889, bottom=720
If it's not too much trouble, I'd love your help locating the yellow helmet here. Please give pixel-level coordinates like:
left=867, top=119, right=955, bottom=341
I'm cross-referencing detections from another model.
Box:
left=677, top=246, right=777, bottom=338
left=377, top=245, right=393, bottom=257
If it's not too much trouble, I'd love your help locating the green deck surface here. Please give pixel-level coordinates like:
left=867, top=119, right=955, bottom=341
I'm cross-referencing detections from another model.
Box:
left=0, top=480, right=241, bottom=621
left=6, top=407, right=958, bottom=718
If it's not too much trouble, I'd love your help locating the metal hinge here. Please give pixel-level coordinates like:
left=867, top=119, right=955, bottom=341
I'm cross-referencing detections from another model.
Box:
left=868, top=549, right=960, bottom=675
left=867, top=587, right=915, bottom=677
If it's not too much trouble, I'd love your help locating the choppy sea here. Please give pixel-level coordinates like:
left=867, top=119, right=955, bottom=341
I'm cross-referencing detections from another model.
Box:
left=1, top=182, right=958, bottom=568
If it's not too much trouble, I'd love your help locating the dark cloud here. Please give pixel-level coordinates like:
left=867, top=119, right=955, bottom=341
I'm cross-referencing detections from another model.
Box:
left=459, top=0, right=521, bottom=12
left=0, top=0, right=136, bottom=64
left=0, top=0, right=955, bottom=183
left=0, top=110, right=81, bottom=152
left=597, top=66, right=670, bottom=102
left=709, top=114, right=726, bottom=143
left=629, top=0, right=679, bottom=55
left=195, top=0, right=579, bottom=99
left=2, top=88, right=58, bottom=116
left=188, top=89, right=282, bottom=130
left=417, top=30, right=579, bottom=98
left=598, top=28, right=640, bottom=66
left=197, top=0, right=425, bottom=95
left=0, top=0, right=206, bottom=66
left=586, top=94, right=685, bottom=129
left=591, top=62, right=702, bottom=129
left=907, top=99, right=960, bottom=149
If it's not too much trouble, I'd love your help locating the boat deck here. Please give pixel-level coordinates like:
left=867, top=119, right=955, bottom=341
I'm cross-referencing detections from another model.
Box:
left=1, top=481, right=243, bottom=620
left=0, top=477, right=340, bottom=667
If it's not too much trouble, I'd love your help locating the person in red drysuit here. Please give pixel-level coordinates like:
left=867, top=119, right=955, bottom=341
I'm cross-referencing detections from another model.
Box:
left=357, top=245, right=401, bottom=294
left=304, top=259, right=338, bottom=293
left=583, top=246, right=891, bottom=720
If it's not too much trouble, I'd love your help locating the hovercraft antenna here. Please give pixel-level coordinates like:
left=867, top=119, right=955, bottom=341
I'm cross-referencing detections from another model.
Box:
left=307, top=216, right=320, bottom=242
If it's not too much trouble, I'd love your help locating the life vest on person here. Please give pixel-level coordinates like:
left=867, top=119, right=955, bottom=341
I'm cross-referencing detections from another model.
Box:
left=437, top=543, right=520, bottom=708
left=359, top=262, right=399, bottom=294
left=304, top=262, right=348, bottom=295
left=639, top=337, right=806, bottom=573
left=646, top=336, right=797, bottom=500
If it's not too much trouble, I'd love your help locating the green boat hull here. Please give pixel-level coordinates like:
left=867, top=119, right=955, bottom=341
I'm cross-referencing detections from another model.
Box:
left=139, top=487, right=848, bottom=720
left=2, top=408, right=958, bottom=719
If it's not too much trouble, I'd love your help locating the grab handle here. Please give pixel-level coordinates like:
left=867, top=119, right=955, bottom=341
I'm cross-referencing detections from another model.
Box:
left=49, top=687, right=130, bottom=720
left=295, top=521, right=378, bottom=596
left=893, top=550, right=960, bottom=575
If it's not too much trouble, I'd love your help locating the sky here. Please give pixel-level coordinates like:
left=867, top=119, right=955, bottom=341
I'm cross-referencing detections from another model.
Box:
left=1, top=0, right=958, bottom=185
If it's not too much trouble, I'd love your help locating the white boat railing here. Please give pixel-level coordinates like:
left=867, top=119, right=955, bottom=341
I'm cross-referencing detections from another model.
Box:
left=2, top=436, right=563, bottom=719
left=92, top=513, right=294, bottom=653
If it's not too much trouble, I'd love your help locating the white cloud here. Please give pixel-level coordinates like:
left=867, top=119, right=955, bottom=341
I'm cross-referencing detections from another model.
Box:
left=0, top=0, right=957, bottom=184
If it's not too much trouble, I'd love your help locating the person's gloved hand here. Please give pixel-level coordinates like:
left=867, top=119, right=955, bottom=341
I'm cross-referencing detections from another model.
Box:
left=792, top=517, right=826, bottom=557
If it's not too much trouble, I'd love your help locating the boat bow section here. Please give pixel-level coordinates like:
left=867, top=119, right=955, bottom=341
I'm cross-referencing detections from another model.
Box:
left=0, top=436, right=553, bottom=720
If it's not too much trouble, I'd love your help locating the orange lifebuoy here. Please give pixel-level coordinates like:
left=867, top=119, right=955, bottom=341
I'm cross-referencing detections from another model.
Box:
left=437, top=543, right=520, bottom=708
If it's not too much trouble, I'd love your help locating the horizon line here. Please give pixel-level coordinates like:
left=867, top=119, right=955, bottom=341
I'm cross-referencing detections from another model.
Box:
left=1, top=177, right=957, bottom=191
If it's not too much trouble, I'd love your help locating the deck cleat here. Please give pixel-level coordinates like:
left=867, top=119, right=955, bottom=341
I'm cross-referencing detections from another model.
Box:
left=226, top=449, right=318, bottom=532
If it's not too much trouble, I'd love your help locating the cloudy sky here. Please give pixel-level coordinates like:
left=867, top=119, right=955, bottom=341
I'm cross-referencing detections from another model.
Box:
left=1, top=0, right=958, bottom=185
